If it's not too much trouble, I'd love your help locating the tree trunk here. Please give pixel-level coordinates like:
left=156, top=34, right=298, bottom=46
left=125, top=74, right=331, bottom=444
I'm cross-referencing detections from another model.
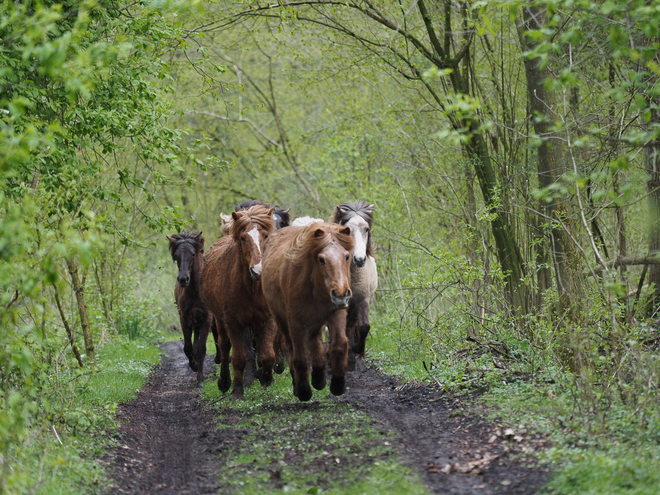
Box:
left=646, top=130, right=660, bottom=316
left=53, top=285, right=84, bottom=367
left=466, top=123, right=529, bottom=315
left=67, top=259, right=95, bottom=362
left=518, top=6, right=582, bottom=316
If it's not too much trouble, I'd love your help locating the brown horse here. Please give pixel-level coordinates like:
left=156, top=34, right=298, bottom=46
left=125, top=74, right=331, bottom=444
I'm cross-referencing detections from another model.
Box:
left=199, top=206, right=277, bottom=398
left=261, top=222, right=354, bottom=401
left=167, top=231, right=220, bottom=382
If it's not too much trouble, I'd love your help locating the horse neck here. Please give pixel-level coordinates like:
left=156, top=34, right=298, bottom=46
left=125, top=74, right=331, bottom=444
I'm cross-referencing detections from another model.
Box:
left=229, top=242, right=259, bottom=292
left=186, top=250, right=205, bottom=294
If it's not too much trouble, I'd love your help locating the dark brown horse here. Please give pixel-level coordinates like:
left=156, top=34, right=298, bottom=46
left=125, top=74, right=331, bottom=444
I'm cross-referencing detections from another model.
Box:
left=199, top=206, right=277, bottom=398
left=167, top=231, right=220, bottom=382
left=261, top=222, right=354, bottom=401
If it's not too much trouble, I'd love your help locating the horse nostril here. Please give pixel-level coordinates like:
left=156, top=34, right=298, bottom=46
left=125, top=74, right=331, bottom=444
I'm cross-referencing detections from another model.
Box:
left=331, top=289, right=338, bottom=298
left=346, top=289, right=352, bottom=298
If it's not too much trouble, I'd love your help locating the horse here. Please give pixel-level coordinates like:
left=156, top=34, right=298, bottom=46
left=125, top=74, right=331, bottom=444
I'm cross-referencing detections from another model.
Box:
left=292, top=216, right=324, bottom=227
left=331, top=201, right=378, bottom=359
left=261, top=222, right=354, bottom=401
left=236, top=199, right=291, bottom=230
left=167, top=231, right=220, bottom=382
left=199, top=205, right=277, bottom=398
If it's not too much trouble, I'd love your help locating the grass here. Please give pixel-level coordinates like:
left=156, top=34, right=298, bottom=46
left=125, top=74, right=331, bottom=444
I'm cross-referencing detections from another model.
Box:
left=201, top=368, right=428, bottom=494
left=5, top=335, right=161, bottom=495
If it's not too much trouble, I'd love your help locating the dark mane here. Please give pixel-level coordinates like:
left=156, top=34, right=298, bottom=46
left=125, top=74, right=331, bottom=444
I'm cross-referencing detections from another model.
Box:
left=286, top=222, right=354, bottom=264
left=230, top=205, right=274, bottom=241
left=236, top=199, right=291, bottom=228
left=167, top=230, right=204, bottom=259
left=331, top=200, right=374, bottom=256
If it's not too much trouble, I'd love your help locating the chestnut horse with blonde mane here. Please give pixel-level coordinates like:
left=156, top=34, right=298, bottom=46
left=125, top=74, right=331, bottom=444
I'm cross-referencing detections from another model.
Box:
left=261, top=222, right=354, bottom=401
left=200, top=206, right=277, bottom=398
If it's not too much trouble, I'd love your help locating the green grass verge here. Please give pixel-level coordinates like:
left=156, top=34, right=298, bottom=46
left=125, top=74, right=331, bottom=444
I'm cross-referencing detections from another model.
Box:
left=6, top=336, right=161, bottom=495
left=202, top=370, right=428, bottom=494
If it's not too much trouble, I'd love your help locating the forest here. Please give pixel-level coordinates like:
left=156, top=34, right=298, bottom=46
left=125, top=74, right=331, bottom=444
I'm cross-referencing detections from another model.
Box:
left=1, top=0, right=660, bottom=492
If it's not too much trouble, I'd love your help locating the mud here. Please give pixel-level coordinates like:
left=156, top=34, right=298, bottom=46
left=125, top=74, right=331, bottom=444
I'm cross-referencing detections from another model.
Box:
left=106, top=341, right=549, bottom=494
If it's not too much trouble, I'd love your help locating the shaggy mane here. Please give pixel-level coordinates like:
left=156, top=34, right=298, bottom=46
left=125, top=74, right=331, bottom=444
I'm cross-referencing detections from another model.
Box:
left=331, top=200, right=375, bottom=257
left=236, top=199, right=291, bottom=227
left=285, top=222, right=354, bottom=264
left=230, top=205, right=274, bottom=241
left=167, top=230, right=204, bottom=259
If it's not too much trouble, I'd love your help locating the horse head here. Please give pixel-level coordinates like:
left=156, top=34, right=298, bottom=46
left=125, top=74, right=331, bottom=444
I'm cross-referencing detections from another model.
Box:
left=231, top=206, right=274, bottom=281
left=272, top=208, right=291, bottom=230
left=312, top=225, right=354, bottom=309
left=332, top=201, right=374, bottom=268
left=167, top=231, right=205, bottom=288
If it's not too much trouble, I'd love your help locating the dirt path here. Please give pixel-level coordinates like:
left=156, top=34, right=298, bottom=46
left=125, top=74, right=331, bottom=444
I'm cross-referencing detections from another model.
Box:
left=107, top=341, right=549, bottom=494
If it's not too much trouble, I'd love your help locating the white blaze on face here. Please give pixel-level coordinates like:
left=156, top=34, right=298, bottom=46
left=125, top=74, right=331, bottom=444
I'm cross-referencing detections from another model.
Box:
left=247, top=226, right=261, bottom=254
left=347, top=216, right=368, bottom=261
left=247, top=226, right=263, bottom=273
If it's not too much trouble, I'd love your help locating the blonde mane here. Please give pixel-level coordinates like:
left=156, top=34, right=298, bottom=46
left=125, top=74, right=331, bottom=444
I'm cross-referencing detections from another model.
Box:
left=230, top=205, right=274, bottom=241
left=285, top=222, right=354, bottom=264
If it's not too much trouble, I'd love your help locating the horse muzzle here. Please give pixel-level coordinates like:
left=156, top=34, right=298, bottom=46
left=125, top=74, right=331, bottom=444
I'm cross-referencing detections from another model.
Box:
left=177, top=275, right=190, bottom=288
left=249, top=266, right=262, bottom=281
left=353, top=256, right=366, bottom=268
left=331, top=289, right=352, bottom=309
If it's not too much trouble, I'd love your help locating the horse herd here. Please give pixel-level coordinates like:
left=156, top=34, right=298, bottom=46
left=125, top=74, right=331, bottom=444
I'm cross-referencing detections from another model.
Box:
left=166, top=200, right=378, bottom=401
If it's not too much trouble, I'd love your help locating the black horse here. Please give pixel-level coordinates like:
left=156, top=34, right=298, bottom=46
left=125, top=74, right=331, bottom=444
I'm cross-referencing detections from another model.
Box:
left=167, top=231, right=220, bottom=382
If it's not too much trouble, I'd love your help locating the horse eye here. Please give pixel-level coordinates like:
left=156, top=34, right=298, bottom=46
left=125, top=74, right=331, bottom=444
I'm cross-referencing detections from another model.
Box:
left=241, top=237, right=246, bottom=242
left=319, top=256, right=325, bottom=265
left=264, top=234, right=269, bottom=239
left=345, top=254, right=350, bottom=262
left=365, top=228, right=370, bottom=233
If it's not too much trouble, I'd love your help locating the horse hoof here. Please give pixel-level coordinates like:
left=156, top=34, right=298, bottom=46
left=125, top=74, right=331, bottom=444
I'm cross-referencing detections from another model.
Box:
left=311, top=368, right=326, bottom=390
left=330, top=376, right=346, bottom=396
left=232, top=386, right=244, bottom=400
left=351, top=342, right=365, bottom=355
left=259, top=372, right=273, bottom=388
left=214, top=354, right=222, bottom=364
left=274, top=361, right=285, bottom=374
left=196, top=372, right=204, bottom=384
left=295, top=383, right=313, bottom=402
left=218, top=376, right=231, bottom=393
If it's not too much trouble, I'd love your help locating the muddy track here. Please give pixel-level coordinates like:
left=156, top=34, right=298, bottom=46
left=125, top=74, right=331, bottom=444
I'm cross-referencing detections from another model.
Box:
left=106, top=341, right=549, bottom=494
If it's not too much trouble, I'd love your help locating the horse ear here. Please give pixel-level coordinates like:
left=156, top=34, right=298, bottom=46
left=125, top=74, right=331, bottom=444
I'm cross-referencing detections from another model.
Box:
left=314, top=228, right=325, bottom=238
left=166, top=236, right=175, bottom=243
left=340, top=226, right=351, bottom=237
left=267, top=207, right=275, bottom=215
left=282, top=208, right=291, bottom=214
left=365, top=203, right=375, bottom=213
left=195, top=231, right=203, bottom=238
left=231, top=211, right=240, bottom=221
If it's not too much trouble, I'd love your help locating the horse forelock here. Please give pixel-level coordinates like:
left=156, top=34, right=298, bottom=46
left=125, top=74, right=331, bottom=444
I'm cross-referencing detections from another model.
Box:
left=286, top=223, right=354, bottom=263
left=332, top=201, right=374, bottom=256
left=230, top=206, right=274, bottom=241
left=168, top=230, right=204, bottom=259
left=332, top=200, right=374, bottom=228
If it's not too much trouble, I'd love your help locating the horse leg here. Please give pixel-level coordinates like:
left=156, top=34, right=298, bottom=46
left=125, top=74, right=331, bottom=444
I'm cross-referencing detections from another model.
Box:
left=194, top=314, right=210, bottom=383
left=254, top=318, right=276, bottom=388
left=289, top=323, right=312, bottom=402
left=327, top=309, right=349, bottom=396
left=308, top=325, right=327, bottom=391
left=216, top=319, right=232, bottom=393
left=228, top=325, right=247, bottom=399
left=354, top=300, right=371, bottom=357
left=181, top=314, right=196, bottom=371
left=273, top=331, right=286, bottom=374
left=345, top=304, right=359, bottom=371
left=211, top=317, right=221, bottom=364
